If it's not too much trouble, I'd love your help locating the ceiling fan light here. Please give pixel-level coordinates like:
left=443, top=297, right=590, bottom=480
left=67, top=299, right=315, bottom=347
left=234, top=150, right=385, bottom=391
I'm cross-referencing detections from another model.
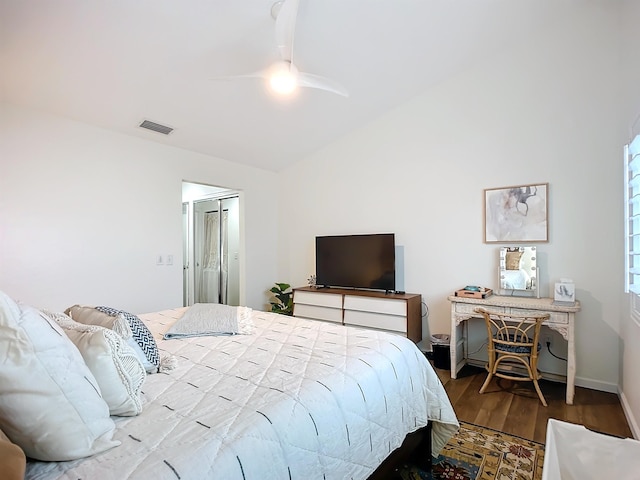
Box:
left=268, top=62, right=298, bottom=95
left=269, top=73, right=297, bottom=95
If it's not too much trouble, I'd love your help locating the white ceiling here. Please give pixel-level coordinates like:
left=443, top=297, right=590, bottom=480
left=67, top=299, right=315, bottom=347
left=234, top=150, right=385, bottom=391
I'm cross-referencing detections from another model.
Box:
left=1, top=0, right=586, bottom=172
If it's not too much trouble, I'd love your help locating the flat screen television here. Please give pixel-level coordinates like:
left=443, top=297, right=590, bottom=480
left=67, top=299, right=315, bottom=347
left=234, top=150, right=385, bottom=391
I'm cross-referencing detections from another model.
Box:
left=315, top=233, right=396, bottom=291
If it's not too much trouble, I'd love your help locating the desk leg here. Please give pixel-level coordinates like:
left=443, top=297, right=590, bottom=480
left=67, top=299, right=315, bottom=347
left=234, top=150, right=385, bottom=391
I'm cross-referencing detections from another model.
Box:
left=450, top=306, right=458, bottom=379
left=566, top=317, right=575, bottom=405
left=450, top=310, right=470, bottom=379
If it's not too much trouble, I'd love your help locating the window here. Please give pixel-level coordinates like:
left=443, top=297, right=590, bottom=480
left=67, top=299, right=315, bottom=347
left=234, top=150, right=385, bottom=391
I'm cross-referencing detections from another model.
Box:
left=625, top=134, right=640, bottom=326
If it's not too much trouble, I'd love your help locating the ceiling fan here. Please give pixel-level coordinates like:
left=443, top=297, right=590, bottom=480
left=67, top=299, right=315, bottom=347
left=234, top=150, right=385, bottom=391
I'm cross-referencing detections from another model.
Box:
left=215, top=0, right=348, bottom=98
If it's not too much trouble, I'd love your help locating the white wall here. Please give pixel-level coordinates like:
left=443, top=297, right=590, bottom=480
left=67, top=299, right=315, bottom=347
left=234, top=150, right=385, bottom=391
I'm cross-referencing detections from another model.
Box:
left=0, top=104, right=278, bottom=314
left=1, top=1, right=636, bottom=432
left=279, top=3, right=624, bottom=395
left=620, top=0, right=640, bottom=438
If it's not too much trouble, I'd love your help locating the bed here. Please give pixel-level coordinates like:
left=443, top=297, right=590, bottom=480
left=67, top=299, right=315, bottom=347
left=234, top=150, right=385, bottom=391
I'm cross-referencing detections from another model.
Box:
left=17, top=304, right=458, bottom=480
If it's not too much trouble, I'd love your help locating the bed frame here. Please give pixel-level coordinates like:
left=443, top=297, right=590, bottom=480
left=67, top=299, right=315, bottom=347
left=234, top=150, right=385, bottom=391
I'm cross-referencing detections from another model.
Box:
left=367, top=422, right=433, bottom=479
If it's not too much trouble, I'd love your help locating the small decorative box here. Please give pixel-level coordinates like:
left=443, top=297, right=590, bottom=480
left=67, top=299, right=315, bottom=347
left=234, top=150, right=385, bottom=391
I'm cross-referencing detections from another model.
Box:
left=454, top=287, right=493, bottom=299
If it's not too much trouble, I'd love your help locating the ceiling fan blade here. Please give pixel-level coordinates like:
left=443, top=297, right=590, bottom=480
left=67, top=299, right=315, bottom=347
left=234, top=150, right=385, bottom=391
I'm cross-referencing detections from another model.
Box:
left=211, top=1, right=347, bottom=99
left=210, top=68, right=268, bottom=82
left=275, top=0, right=299, bottom=62
left=297, top=71, right=349, bottom=97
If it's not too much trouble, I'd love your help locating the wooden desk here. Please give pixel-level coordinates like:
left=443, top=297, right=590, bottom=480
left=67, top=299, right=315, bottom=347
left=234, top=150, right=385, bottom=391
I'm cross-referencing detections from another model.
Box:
left=447, top=295, right=581, bottom=404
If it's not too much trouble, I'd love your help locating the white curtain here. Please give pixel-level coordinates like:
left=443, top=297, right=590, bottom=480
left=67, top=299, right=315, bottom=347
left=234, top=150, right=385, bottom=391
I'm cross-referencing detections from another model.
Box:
left=198, top=211, right=219, bottom=303
left=196, top=209, right=229, bottom=304
left=220, top=210, right=229, bottom=304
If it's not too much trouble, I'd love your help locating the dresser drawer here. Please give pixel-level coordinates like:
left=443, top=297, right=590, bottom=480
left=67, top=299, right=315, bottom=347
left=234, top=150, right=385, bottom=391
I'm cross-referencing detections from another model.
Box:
left=293, top=291, right=342, bottom=308
left=293, top=304, right=343, bottom=323
left=508, top=308, right=569, bottom=324
left=455, top=303, right=505, bottom=315
left=344, top=310, right=407, bottom=333
left=344, top=295, right=406, bottom=316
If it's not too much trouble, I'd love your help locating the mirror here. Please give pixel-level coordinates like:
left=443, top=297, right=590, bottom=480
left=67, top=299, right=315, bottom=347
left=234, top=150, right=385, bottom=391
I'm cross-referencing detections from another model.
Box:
left=499, top=246, right=538, bottom=297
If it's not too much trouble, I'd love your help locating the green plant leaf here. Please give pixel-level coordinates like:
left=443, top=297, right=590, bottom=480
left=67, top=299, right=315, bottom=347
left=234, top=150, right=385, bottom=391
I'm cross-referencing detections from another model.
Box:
left=269, top=282, right=294, bottom=316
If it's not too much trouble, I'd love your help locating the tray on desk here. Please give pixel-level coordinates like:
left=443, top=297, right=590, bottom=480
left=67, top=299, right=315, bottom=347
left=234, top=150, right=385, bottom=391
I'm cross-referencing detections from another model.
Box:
left=454, top=288, right=493, bottom=299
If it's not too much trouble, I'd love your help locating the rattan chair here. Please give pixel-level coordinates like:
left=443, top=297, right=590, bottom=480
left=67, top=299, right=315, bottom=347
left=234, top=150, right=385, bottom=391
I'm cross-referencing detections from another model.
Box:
left=474, top=308, right=550, bottom=406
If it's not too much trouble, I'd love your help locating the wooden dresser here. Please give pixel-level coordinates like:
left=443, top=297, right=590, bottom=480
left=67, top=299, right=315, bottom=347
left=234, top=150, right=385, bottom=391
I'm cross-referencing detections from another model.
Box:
left=293, top=286, right=422, bottom=342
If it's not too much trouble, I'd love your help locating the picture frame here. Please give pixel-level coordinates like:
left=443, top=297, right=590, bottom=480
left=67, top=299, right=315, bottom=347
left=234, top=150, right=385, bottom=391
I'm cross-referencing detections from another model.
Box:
left=554, top=280, right=576, bottom=304
left=484, top=183, right=548, bottom=243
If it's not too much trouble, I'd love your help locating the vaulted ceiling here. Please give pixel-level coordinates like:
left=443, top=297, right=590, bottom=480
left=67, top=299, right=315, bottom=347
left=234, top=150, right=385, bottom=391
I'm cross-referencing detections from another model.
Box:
left=1, top=0, right=587, bottom=171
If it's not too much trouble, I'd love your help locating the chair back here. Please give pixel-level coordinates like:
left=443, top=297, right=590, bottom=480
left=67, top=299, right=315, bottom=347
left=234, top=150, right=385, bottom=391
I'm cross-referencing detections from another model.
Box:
left=473, top=307, right=551, bottom=406
left=475, top=308, right=549, bottom=354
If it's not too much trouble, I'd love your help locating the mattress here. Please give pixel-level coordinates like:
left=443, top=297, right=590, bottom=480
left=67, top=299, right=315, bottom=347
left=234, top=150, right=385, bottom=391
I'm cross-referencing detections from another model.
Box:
left=26, top=307, right=458, bottom=480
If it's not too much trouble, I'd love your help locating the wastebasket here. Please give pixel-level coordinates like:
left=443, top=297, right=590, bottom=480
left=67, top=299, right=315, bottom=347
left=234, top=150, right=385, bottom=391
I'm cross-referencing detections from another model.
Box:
left=543, top=418, right=640, bottom=479
left=430, top=334, right=450, bottom=370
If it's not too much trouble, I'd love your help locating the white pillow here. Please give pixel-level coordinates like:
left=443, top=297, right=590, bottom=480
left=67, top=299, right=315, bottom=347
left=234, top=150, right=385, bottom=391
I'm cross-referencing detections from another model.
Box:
left=0, top=291, right=119, bottom=461
left=65, top=304, right=133, bottom=339
left=66, top=305, right=159, bottom=373
left=44, top=311, right=147, bottom=416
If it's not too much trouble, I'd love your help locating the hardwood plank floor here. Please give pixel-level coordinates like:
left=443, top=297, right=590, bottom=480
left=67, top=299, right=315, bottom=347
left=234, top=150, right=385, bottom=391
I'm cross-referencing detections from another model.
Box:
left=434, top=363, right=633, bottom=443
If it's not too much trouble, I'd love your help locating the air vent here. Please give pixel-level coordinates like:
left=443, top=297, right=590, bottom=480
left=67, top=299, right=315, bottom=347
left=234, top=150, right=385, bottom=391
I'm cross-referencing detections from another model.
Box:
left=139, top=119, right=174, bottom=135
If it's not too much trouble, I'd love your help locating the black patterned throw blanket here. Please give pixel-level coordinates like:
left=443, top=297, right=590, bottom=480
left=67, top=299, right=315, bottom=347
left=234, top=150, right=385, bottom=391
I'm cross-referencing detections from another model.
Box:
left=163, top=303, right=253, bottom=339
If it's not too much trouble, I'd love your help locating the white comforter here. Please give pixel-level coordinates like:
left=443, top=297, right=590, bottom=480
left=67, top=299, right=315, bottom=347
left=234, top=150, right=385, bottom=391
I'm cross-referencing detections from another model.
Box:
left=26, top=308, right=458, bottom=480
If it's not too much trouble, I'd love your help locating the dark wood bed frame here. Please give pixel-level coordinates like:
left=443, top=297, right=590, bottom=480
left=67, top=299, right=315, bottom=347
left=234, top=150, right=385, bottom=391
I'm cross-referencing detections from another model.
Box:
left=367, top=422, right=432, bottom=479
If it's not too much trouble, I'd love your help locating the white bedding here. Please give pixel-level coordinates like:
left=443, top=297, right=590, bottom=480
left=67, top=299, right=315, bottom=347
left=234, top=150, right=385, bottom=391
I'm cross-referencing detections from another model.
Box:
left=502, top=269, right=531, bottom=290
left=26, top=308, right=458, bottom=480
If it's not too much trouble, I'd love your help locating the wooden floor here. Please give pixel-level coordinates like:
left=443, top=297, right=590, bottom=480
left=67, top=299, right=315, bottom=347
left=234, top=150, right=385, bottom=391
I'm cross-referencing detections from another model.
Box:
left=434, top=363, right=633, bottom=444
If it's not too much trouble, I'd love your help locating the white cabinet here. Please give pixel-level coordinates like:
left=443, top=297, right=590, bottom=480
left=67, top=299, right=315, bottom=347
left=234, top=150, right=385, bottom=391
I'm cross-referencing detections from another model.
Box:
left=344, top=295, right=407, bottom=334
left=293, top=287, right=422, bottom=342
left=292, top=290, right=343, bottom=324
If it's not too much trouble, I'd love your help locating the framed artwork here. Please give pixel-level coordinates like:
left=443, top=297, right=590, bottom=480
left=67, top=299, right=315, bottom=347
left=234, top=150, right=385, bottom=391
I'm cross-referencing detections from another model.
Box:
left=484, top=183, right=548, bottom=243
left=554, top=280, right=576, bottom=304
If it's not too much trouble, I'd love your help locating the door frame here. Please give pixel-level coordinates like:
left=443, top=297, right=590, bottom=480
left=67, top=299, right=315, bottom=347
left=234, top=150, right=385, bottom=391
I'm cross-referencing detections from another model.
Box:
left=182, top=181, right=243, bottom=307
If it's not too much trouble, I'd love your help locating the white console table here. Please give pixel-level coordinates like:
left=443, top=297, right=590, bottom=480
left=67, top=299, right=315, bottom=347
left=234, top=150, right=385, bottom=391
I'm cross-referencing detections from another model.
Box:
left=447, top=295, right=581, bottom=404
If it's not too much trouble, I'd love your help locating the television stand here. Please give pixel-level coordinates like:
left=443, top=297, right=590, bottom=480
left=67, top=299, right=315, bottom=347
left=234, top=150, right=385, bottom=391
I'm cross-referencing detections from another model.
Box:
left=292, top=286, right=422, bottom=343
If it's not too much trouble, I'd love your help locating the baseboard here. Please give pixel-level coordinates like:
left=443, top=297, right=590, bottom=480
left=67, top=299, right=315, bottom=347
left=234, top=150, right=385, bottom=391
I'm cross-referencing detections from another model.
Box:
left=466, top=360, right=619, bottom=394
left=465, top=358, right=565, bottom=383
left=465, top=354, right=624, bottom=394
left=574, top=376, right=618, bottom=394
left=619, top=389, right=640, bottom=439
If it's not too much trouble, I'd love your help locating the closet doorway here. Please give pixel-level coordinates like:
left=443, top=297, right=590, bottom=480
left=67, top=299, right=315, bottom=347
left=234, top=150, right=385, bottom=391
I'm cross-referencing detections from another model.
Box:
left=182, top=181, right=241, bottom=307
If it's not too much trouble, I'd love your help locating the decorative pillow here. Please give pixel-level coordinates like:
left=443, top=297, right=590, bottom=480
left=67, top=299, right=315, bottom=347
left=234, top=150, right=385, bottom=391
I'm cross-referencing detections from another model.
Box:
left=0, top=291, right=119, bottom=461
left=66, top=305, right=160, bottom=373
left=0, top=427, right=26, bottom=480
left=64, top=304, right=133, bottom=339
left=44, top=311, right=146, bottom=416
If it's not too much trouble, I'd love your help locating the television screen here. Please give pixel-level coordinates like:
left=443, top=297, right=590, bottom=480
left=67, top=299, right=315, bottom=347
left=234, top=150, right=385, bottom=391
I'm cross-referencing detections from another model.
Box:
left=315, top=233, right=395, bottom=291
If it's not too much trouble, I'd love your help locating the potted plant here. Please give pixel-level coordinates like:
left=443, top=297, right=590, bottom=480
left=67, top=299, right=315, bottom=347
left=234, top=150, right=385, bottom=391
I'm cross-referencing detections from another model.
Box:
left=269, top=282, right=293, bottom=316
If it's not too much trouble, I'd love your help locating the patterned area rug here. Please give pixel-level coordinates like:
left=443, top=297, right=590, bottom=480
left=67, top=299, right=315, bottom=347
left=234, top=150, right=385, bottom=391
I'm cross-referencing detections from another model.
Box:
left=398, top=422, right=544, bottom=480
